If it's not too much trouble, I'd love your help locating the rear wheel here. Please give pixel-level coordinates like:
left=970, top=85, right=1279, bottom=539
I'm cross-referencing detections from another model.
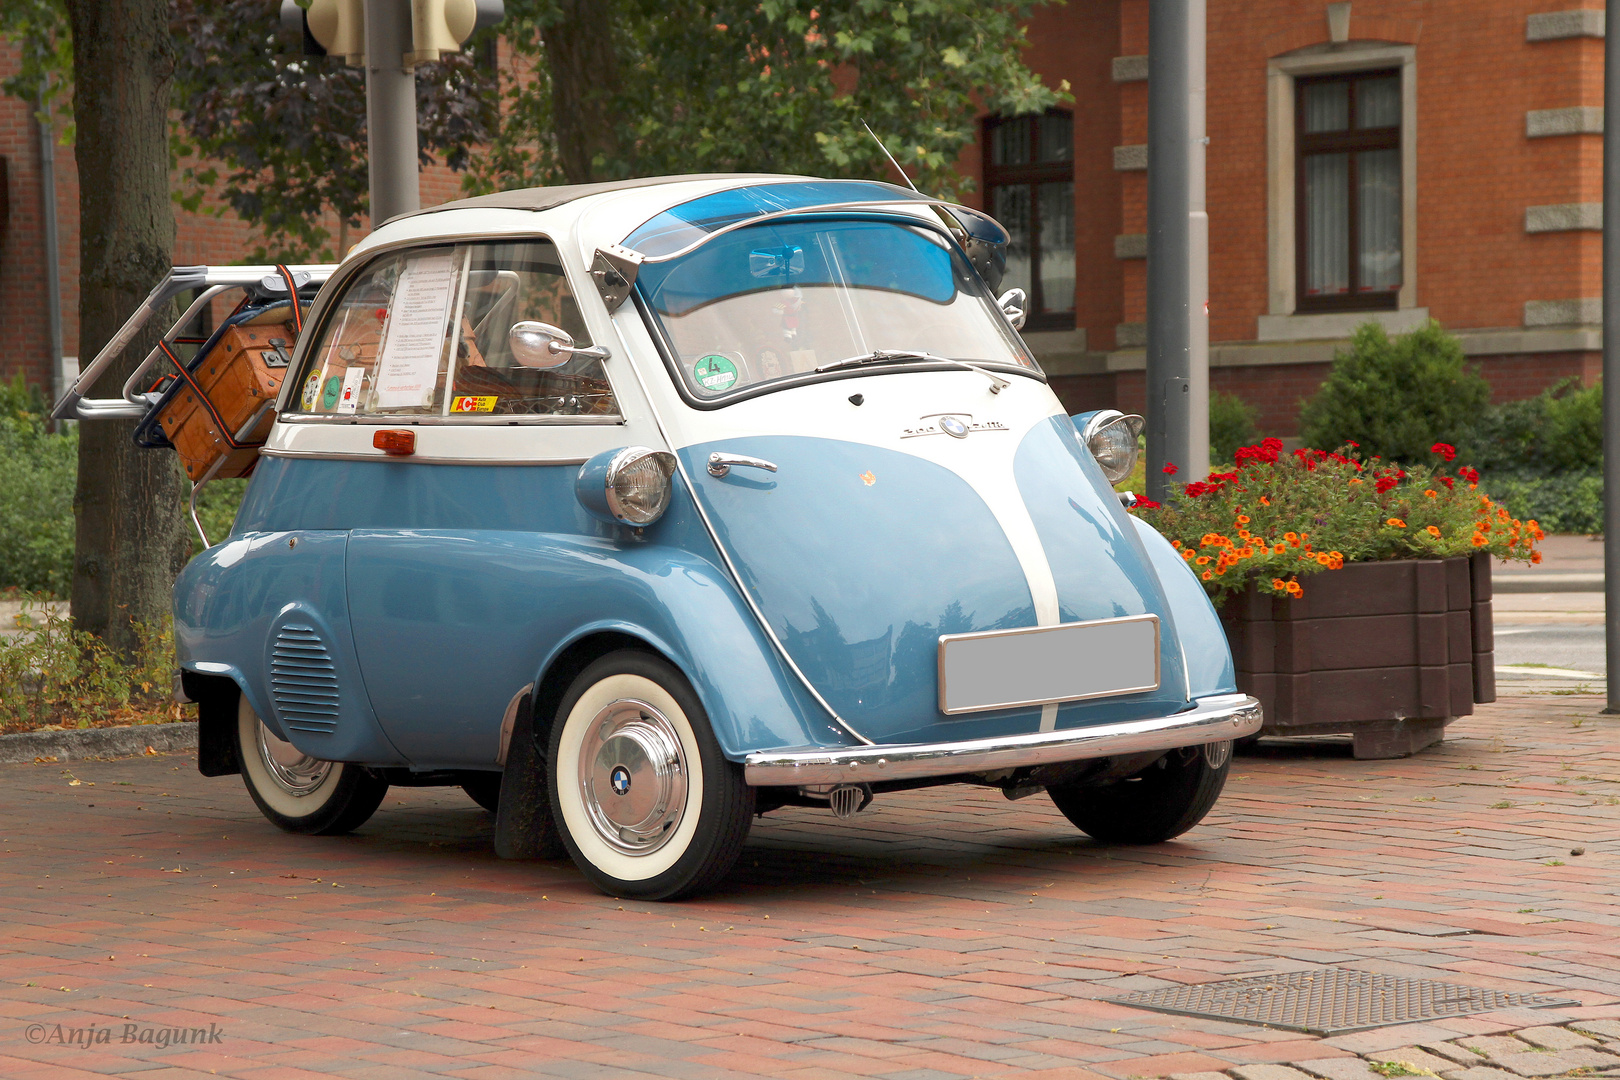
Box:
left=1047, top=740, right=1231, bottom=844
left=235, top=697, right=389, bottom=835
left=548, top=651, right=753, bottom=900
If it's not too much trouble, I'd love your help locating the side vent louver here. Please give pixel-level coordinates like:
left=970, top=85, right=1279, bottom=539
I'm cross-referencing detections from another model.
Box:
left=270, top=623, right=340, bottom=735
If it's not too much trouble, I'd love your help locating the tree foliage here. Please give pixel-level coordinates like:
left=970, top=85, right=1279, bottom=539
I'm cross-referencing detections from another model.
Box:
left=169, top=0, right=498, bottom=261
left=475, top=0, right=1065, bottom=195
left=0, top=0, right=72, bottom=135
left=1298, top=320, right=1492, bottom=467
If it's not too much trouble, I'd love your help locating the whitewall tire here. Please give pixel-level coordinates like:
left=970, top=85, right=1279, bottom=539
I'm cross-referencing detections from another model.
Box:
left=235, top=696, right=389, bottom=835
left=548, top=651, right=753, bottom=900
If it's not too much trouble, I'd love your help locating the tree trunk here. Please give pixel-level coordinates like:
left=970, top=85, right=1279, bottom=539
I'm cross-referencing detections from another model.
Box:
left=64, top=0, right=189, bottom=657
left=543, top=0, right=622, bottom=184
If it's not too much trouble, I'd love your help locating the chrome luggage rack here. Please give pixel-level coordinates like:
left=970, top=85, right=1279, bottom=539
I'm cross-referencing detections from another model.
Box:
left=51, top=264, right=337, bottom=423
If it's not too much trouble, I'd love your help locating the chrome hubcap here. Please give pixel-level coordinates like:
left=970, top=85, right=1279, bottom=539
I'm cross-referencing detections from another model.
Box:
left=257, top=719, right=333, bottom=796
left=578, top=699, right=688, bottom=855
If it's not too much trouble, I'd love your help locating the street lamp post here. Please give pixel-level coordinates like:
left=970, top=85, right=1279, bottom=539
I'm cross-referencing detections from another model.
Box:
left=363, top=0, right=421, bottom=225
left=1145, top=0, right=1210, bottom=502
left=1604, top=0, right=1619, bottom=712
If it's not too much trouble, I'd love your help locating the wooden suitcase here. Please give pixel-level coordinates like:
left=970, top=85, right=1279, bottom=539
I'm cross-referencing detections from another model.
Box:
left=156, top=307, right=300, bottom=482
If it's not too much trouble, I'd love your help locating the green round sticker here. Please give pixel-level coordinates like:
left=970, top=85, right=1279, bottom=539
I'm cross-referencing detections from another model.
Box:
left=322, top=375, right=343, bottom=409
left=693, top=354, right=738, bottom=392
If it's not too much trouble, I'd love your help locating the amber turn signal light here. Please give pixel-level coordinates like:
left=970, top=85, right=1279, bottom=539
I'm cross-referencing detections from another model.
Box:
left=373, top=429, right=415, bottom=456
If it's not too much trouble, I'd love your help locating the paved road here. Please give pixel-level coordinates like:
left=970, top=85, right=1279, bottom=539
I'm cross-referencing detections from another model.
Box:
left=0, top=696, right=1617, bottom=1078
left=1495, top=625, right=1606, bottom=677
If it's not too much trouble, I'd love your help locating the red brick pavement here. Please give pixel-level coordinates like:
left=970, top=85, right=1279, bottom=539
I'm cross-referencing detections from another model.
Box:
left=1, top=695, right=1617, bottom=1078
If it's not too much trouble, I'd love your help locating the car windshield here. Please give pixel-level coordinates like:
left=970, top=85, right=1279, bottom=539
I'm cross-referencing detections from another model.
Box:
left=634, top=217, right=1037, bottom=400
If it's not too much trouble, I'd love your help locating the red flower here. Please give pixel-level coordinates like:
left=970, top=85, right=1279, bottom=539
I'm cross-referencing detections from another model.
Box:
left=1375, top=476, right=1398, bottom=493
left=1431, top=442, right=1457, bottom=461
left=1183, top=481, right=1213, bottom=498
left=1345, top=441, right=1359, bottom=448
left=1133, top=497, right=1162, bottom=510
left=1162, top=463, right=1179, bottom=475
left=1440, top=476, right=1454, bottom=489
left=1459, top=465, right=1480, bottom=483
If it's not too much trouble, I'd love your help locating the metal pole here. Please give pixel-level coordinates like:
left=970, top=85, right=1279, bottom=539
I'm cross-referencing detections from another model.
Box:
left=1145, top=0, right=1210, bottom=502
left=36, top=86, right=65, bottom=409
left=363, top=0, right=420, bottom=226
left=1604, top=0, right=1619, bottom=712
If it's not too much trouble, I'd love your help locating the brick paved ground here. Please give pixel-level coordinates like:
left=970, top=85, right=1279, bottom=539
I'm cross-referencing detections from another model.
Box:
left=1, top=694, right=1617, bottom=1079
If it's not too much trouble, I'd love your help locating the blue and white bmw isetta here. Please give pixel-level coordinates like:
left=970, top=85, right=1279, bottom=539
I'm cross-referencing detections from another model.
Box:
left=59, top=175, right=1261, bottom=899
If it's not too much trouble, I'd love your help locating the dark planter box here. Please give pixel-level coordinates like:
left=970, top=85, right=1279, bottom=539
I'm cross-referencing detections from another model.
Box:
left=1218, top=553, right=1494, bottom=759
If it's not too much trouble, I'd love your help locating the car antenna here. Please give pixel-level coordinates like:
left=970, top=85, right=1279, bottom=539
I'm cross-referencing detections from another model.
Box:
left=861, top=119, right=922, bottom=194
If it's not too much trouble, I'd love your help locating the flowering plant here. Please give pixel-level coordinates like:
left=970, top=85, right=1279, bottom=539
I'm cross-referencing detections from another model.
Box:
left=1134, top=439, right=1544, bottom=600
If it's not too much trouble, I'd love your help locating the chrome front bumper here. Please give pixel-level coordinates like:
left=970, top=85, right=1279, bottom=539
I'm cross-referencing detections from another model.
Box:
left=743, top=693, right=1262, bottom=786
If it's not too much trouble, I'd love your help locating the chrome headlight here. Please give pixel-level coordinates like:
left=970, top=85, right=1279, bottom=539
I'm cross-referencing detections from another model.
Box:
left=1081, top=411, right=1146, bottom=484
left=577, top=446, right=678, bottom=526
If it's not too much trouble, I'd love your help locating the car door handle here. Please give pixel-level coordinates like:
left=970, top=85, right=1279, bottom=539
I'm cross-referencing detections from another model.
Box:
left=707, top=452, right=779, bottom=477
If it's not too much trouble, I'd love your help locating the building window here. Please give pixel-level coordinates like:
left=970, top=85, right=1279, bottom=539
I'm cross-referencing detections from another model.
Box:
left=1296, top=70, right=1402, bottom=312
left=983, top=110, right=1075, bottom=331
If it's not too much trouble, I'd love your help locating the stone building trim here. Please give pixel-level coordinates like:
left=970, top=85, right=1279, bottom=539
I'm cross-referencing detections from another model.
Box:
left=1526, top=10, right=1606, bottom=41
left=1524, top=298, right=1602, bottom=326
left=1112, top=55, right=1148, bottom=82
left=1526, top=106, right=1604, bottom=137
left=1525, top=203, right=1603, bottom=232
left=1113, top=144, right=1147, bottom=171
left=1256, top=308, right=1432, bottom=343
left=1104, top=325, right=1602, bottom=372
left=1266, top=42, right=1420, bottom=318
left=1114, top=233, right=1147, bottom=259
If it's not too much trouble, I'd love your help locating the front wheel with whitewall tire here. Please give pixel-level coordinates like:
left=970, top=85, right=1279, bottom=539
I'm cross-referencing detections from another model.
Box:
left=1046, top=740, right=1232, bottom=844
left=235, top=696, right=389, bottom=835
left=548, top=651, right=754, bottom=901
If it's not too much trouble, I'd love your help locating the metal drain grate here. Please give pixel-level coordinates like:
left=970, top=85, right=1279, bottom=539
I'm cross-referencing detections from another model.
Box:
left=1109, top=967, right=1578, bottom=1036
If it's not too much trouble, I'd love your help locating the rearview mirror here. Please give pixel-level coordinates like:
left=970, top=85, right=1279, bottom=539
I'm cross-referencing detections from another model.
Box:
left=509, top=321, right=611, bottom=368
left=997, top=288, right=1028, bottom=331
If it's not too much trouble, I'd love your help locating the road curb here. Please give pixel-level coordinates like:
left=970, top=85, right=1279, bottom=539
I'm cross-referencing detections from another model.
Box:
left=1495, top=573, right=1604, bottom=593
left=0, top=721, right=197, bottom=764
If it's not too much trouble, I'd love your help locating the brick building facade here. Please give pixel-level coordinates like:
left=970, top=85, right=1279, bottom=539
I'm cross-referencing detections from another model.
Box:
left=1, top=4, right=1606, bottom=439
left=962, top=0, right=1606, bottom=436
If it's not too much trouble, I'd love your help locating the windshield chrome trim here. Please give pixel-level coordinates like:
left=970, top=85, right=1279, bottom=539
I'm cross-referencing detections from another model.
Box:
left=277, top=413, right=624, bottom=426
left=260, top=448, right=590, bottom=467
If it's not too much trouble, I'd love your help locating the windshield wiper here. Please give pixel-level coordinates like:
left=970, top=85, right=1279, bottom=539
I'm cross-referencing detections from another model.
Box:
left=814, top=349, right=1011, bottom=394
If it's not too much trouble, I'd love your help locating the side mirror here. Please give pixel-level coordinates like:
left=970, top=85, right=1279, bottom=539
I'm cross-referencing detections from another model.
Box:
left=997, top=288, right=1027, bottom=331
left=509, top=321, right=611, bottom=368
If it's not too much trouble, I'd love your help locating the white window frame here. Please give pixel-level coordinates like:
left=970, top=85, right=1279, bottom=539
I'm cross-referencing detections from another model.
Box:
left=1266, top=43, right=1418, bottom=326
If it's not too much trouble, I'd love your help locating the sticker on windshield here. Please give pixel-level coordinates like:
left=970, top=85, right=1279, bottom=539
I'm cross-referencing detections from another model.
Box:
left=693, top=355, right=738, bottom=392
left=451, top=395, right=497, bottom=413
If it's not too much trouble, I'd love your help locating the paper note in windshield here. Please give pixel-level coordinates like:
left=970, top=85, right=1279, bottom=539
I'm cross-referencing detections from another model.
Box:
left=373, top=254, right=457, bottom=409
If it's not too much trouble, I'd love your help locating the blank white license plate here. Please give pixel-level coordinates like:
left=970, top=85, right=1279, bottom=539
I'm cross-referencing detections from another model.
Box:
left=938, top=614, right=1160, bottom=715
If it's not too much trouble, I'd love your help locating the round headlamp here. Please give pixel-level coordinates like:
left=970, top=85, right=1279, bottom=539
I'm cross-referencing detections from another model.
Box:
left=1081, top=411, right=1146, bottom=485
left=577, top=446, right=678, bottom=527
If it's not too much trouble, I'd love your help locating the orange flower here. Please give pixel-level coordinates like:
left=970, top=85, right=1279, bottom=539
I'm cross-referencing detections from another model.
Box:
left=1273, top=543, right=1286, bottom=554
left=1239, top=546, right=1255, bottom=558
left=1196, top=556, right=1211, bottom=565
left=1387, top=518, right=1407, bottom=528
left=1260, top=496, right=1271, bottom=506
left=1286, top=582, right=1304, bottom=597
left=1328, top=558, right=1344, bottom=569
left=1236, top=515, right=1251, bottom=525
left=1201, top=570, right=1213, bottom=580
left=1349, top=477, right=1364, bottom=485
left=1424, top=489, right=1438, bottom=499
left=1271, top=578, right=1286, bottom=590
left=1532, top=550, right=1543, bottom=564
left=1426, top=525, right=1441, bottom=538
left=1315, top=553, right=1332, bottom=566
left=1171, top=540, right=1182, bottom=549
left=1284, top=531, right=1298, bottom=542
left=1329, top=550, right=1343, bottom=559
left=1471, top=533, right=1488, bottom=547
left=1182, top=549, right=1196, bottom=561
left=1239, top=529, right=1252, bottom=539
left=1300, top=532, right=1309, bottom=541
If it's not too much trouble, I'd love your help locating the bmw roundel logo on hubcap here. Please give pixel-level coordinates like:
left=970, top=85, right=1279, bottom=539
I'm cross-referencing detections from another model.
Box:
left=939, top=415, right=969, bottom=438
left=610, top=765, right=632, bottom=796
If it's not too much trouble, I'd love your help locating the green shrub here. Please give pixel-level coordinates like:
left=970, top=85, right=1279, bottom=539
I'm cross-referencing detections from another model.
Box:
left=0, top=413, right=76, bottom=596
left=1299, top=320, right=1491, bottom=464
left=1466, top=378, right=1601, bottom=474
left=1478, top=468, right=1603, bottom=535
left=1209, top=390, right=1260, bottom=464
